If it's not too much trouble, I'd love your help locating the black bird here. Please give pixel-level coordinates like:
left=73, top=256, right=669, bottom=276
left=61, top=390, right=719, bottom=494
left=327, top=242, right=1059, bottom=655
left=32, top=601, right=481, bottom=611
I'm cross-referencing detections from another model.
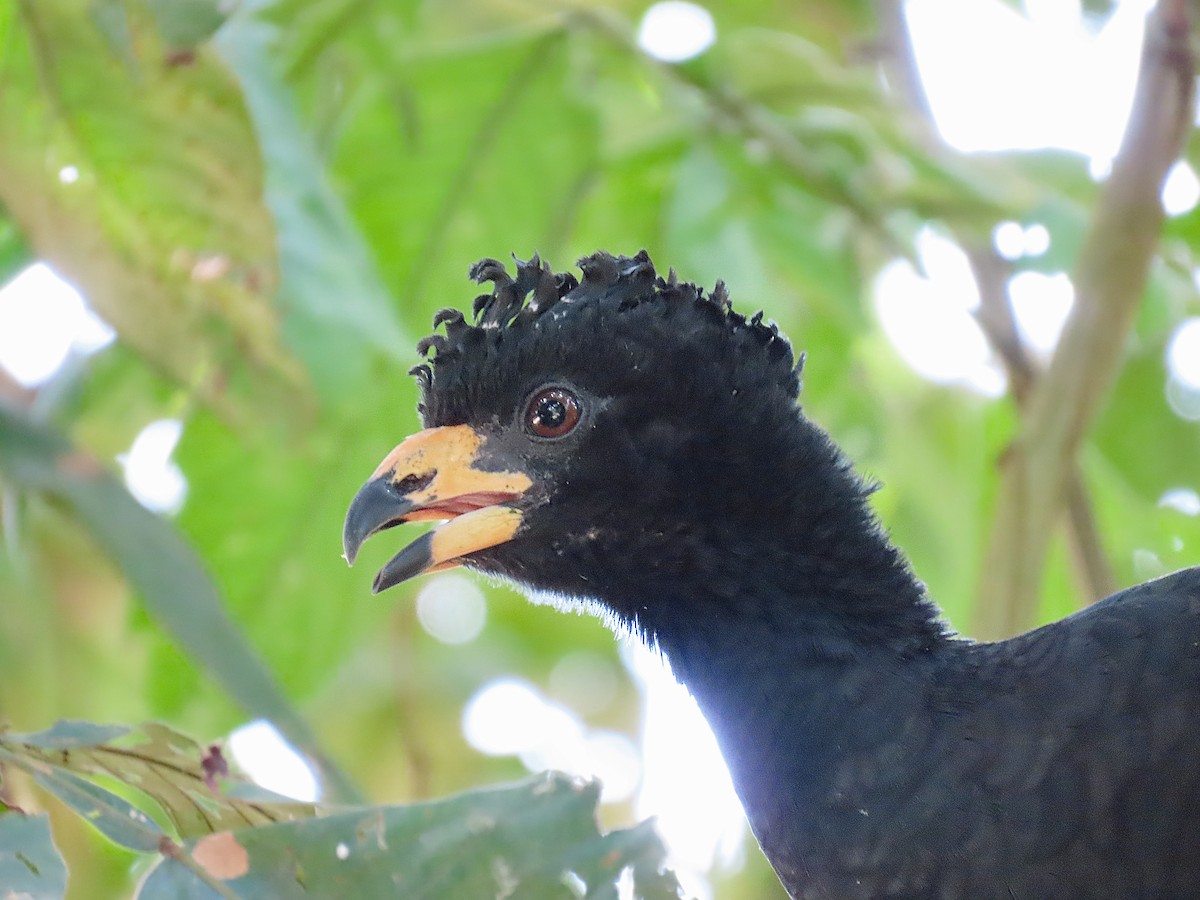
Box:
left=344, top=251, right=1200, bottom=899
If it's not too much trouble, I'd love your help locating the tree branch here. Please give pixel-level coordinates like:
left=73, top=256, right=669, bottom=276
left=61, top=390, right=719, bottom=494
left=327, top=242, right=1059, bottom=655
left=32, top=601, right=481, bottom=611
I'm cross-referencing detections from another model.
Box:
left=974, top=0, right=1194, bottom=637
left=965, top=245, right=1117, bottom=606
left=876, top=0, right=1120, bottom=620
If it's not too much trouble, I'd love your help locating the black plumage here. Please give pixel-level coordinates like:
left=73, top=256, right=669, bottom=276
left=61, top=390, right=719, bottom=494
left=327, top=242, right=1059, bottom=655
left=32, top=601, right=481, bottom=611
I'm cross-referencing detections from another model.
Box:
left=344, top=251, right=1200, bottom=899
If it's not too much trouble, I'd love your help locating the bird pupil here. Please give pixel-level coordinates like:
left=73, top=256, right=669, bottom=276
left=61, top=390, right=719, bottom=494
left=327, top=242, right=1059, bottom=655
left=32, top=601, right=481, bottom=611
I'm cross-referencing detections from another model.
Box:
left=539, top=398, right=564, bottom=426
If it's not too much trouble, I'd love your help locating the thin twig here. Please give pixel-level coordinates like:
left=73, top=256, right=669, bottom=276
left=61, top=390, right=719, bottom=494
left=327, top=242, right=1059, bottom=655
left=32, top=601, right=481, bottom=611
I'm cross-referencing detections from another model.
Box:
left=964, top=245, right=1117, bottom=604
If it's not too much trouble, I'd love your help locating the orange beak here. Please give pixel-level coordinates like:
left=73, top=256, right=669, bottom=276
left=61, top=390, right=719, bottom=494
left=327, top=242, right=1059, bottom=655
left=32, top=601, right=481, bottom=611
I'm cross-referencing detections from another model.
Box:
left=343, top=425, right=532, bottom=593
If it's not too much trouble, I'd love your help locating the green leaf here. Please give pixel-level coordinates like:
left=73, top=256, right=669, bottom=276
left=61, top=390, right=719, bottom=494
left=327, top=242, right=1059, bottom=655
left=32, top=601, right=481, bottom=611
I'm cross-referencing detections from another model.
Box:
left=664, top=144, right=773, bottom=299
left=5, top=720, right=131, bottom=750
left=0, top=1, right=305, bottom=421
left=0, top=404, right=359, bottom=803
left=147, top=0, right=228, bottom=48
left=0, top=755, right=165, bottom=854
left=0, top=812, right=68, bottom=900
left=215, top=7, right=409, bottom=400
left=169, top=403, right=406, bottom=709
left=298, top=20, right=600, bottom=317
left=137, top=773, right=680, bottom=899
left=2, top=720, right=316, bottom=840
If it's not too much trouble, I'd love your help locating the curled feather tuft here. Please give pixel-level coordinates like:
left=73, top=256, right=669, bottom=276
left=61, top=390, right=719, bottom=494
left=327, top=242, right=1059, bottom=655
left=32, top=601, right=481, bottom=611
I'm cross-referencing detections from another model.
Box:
left=411, top=250, right=800, bottom=400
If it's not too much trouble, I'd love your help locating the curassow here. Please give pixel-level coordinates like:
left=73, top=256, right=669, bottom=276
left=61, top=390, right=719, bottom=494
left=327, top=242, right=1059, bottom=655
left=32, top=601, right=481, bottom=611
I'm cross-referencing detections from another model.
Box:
left=344, top=251, right=1200, bottom=899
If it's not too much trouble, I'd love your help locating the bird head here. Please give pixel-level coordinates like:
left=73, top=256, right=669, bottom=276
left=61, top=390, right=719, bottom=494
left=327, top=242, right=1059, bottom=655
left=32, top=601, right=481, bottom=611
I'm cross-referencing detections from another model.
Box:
left=344, top=251, right=822, bottom=625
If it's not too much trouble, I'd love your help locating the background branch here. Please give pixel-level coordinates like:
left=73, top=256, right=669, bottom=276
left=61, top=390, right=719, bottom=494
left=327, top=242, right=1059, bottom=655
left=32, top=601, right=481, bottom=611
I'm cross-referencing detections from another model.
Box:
left=974, top=0, right=1195, bottom=637
left=965, top=245, right=1117, bottom=606
left=877, top=0, right=1122, bottom=622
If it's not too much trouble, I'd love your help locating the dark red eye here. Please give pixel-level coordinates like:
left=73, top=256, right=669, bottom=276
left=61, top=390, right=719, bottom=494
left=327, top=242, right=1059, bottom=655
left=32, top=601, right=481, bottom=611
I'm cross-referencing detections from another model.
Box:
left=526, top=388, right=581, bottom=439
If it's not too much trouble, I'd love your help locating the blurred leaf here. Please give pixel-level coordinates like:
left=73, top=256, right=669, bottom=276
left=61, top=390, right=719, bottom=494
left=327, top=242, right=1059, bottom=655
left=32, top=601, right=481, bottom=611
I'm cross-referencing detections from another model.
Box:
left=0, top=811, right=68, bottom=900
left=300, top=20, right=600, bottom=315
left=138, top=773, right=680, bottom=899
left=0, top=754, right=165, bottom=854
left=0, top=404, right=359, bottom=802
left=873, top=378, right=1001, bottom=632
left=713, top=28, right=880, bottom=109
left=0, top=1, right=304, bottom=421
left=8, top=721, right=132, bottom=749
left=147, top=0, right=228, bottom=48
left=216, top=7, right=409, bottom=400
left=163, top=17, right=605, bottom=716
left=1094, top=346, right=1200, bottom=500
left=2, top=720, right=315, bottom=840
left=665, top=144, right=772, bottom=299
left=1089, top=342, right=1200, bottom=591
left=169, top=401, right=404, bottom=710
left=661, top=140, right=866, bottom=322
left=668, top=21, right=1021, bottom=233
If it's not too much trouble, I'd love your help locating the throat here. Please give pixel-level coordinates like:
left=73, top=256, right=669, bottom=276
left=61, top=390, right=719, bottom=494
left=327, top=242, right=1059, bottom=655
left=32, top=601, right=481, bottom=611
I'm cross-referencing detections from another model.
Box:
left=614, top=497, right=948, bottom=879
left=642, top=561, right=946, bottom=761
left=642, top=574, right=947, bottom=887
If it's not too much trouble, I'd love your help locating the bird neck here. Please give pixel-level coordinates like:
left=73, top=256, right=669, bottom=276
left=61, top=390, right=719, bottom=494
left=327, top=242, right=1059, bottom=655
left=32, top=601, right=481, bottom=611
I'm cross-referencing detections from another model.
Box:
left=640, top=524, right=946, bottom=768
left=640, top=546, right=948, bottom=882
left=614, top=427, right=950, bottom=868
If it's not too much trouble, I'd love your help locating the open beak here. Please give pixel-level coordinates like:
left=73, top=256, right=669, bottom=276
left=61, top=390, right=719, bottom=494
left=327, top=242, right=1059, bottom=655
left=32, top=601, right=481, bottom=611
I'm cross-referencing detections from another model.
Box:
left=343, top=425, right=532, bottom=593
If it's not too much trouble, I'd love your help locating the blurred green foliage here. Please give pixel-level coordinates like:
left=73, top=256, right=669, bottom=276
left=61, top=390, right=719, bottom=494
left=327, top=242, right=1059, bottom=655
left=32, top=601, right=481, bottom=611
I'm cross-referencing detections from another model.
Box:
left=0, top=0, right=1197, bottom=897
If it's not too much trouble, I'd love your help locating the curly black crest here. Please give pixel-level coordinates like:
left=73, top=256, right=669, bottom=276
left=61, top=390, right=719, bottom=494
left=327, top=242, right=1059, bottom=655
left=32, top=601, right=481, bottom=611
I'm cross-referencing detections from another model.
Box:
left=408, top=250, right=802, bottom=394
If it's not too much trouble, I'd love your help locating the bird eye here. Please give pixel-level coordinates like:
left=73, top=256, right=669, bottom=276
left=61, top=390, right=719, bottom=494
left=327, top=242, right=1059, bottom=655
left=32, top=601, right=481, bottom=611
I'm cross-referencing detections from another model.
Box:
left=526, top=387, right=581, bottom=439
